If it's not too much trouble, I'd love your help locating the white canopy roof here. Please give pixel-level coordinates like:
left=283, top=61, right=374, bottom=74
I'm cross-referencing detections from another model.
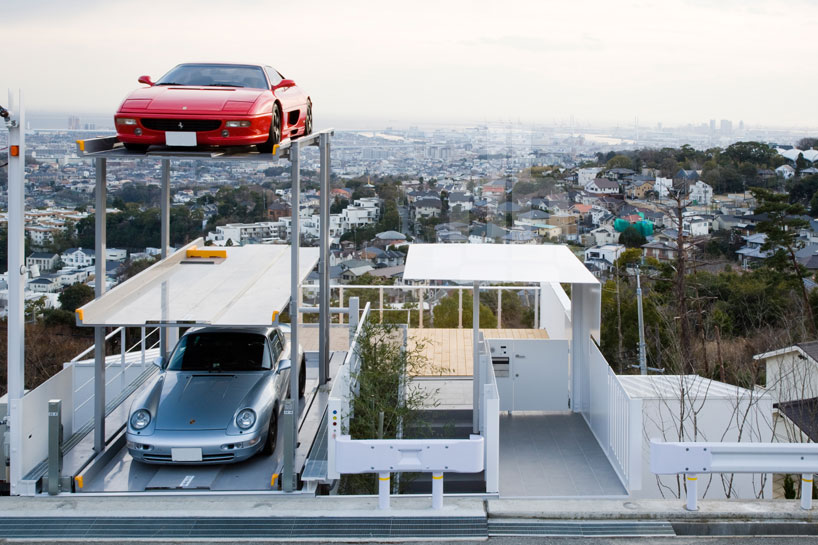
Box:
left=402, top=243, right=598, bottom=284
left=77, top=239, right=319, bottom=326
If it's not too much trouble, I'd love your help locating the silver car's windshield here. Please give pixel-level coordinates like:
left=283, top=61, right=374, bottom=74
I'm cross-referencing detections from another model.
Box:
left=156, top=64, right=268, bottom=89
left=167, top=332, right=271, bottom=372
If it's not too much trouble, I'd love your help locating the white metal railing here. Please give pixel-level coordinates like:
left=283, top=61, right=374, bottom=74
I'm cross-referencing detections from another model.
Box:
left=586, top=341, right=643, bottom=491
left=70, top=327, right=160, bottom=431
left=651, top=441, right=818, bottom=511
left=479, top=334, right=500, bottom=494
left=326, top=302, right=372, bottom=480
left=302, top=283, right=543, bottom=330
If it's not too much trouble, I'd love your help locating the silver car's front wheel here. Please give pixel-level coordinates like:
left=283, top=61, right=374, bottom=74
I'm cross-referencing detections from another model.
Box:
left=261, top=408, right=278, bottom=456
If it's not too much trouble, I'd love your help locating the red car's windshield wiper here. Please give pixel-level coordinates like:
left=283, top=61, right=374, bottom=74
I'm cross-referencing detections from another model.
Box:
left=208, top=83, right=244, bottom=87
left=156, top=82, right=184, bottom=86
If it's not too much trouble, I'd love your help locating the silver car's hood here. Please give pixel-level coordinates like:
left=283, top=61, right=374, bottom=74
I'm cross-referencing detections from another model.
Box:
left=154, top=372, right=264, bottom=431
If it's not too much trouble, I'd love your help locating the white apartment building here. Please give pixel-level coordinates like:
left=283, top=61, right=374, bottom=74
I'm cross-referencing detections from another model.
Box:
left=577, top=167, right=603, bottom=186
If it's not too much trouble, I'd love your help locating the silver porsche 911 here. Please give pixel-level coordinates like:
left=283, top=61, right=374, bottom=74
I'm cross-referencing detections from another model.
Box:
left=126, top=326, right=305, bottom=464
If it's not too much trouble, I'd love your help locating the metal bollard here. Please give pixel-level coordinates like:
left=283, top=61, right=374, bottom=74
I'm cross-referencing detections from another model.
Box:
left=47, top=399, right=63, bottom=495
left=282, top=400, right=295, bottom=492
left=685, top=474, right=698, bottom=511
left=432, top=472, right=444, bottom=510
left=803, top=474, right=814, bottom=510
left=378, top=472, right=390, bottom=509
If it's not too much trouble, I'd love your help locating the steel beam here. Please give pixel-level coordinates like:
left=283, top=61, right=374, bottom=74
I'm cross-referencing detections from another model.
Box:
left=158, top=159, right=178, bottom=357
left=283, top=140, right=301, bottom=491
left=472, top=281, right=480, bottom=434
left=318, top=133, right=331, bottom=385
left=93, top=157, right=107, bottom=453
left=6, top=90, right=25, bottom=495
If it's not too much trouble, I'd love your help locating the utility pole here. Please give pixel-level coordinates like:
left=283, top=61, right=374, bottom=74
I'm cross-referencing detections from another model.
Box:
left=636, top=266, right=647, bottom=375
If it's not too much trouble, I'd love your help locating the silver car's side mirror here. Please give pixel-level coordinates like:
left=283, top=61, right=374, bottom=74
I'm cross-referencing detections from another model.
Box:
left=277, top=359, right=291, bottom=374
left=153, top=356, right=164, bottom=368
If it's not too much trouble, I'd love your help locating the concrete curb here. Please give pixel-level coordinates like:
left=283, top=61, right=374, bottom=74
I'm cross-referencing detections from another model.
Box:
left=487, top=498, right=818, bottom=522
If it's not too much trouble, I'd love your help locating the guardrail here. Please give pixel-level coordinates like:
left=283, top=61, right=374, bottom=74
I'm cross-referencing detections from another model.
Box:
left=586, top=341, right=642, bottom=491
left=651, top=441, right=818, bottom=511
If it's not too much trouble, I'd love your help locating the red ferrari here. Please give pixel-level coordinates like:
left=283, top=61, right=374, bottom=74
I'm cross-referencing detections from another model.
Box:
left=114, top=63, right=311, bottom=152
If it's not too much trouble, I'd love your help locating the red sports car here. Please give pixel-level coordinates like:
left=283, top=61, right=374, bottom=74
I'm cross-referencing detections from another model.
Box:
left=114, top=63, right=311, bottom=152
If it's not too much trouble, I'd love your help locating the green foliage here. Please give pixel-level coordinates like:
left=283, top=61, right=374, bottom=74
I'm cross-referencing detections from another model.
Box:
left=619, top=225, right=647, bottom=248
left=77, top=205, right=203, bottom=250
left=432, top=292, right=497, bottom=328
left=751, top=187, right=809, bottom=285
left=338, top=322, right=439, bottom=494
left=605, top=155, right=634, bottom=170
left=59, top=283, right=94, bottom=312
left=723, top=142, right=777, bottom=166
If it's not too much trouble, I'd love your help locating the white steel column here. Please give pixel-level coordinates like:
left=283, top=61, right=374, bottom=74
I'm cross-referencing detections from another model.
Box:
left=318, top=134, right=330, bottom=385
left=431, top=472, right=444, bottom=510
left=159, top=159, right=177, bottom=356
left=685, top=474, right=698, bottom=511
left=803, top=474, right=814, bottom=510
left=378, top=472, right=390, bottom=509
left=472, top=281, right=480, bottom=433
left=93, top=157, right=107, bottom=452
left=6, top=90, right=25, bottom=495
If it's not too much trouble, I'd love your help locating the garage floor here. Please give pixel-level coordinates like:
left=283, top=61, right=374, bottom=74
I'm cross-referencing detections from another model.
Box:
left=498, top=413, right=627, bottom=497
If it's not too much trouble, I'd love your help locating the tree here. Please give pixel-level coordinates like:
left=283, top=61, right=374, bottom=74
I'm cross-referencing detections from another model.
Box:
left=606, top=155, right=634, bottom=170
left=751, top=187, right=816, bottom=335
left=619, top=225, right=646, bottom=248
left=59, top=283, right=94, bottom=312
left=432, top=292, right=496, bottom=328
left=797, top=137, right=818, bottom=150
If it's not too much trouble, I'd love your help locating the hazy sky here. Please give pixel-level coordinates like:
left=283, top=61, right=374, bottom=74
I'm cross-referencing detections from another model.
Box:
left=5, top=0, right=817, bottom=129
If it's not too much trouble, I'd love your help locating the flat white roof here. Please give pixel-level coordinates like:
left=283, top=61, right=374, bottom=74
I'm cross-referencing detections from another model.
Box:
left=77, top=239, right=319, bottom=327
left=618, top=375, right=755, bottom=400
left=402, top=243, right=598, bottom=284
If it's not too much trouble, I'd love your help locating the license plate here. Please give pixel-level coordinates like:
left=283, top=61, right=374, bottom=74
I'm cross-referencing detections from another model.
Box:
left=165, top=131, right=197, bottom=146
left=171, top=447, right=202, bottom=462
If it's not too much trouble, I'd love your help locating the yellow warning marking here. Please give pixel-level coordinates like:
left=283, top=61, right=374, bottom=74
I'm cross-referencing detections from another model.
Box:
left=75, top=475, right=84, bottom=489
left=687, top=476, right=698, bottom=481
left=272, top=144, right=279, bottom=155
left=432, top=475, right=444, bottom=480
left=75, top=309, right=84, bottom=322
left=186, top=247, right=227, bottom=259
left=76, top=140, right=85, bottom=152
left=271, top=473, right=279, bottom=487
left=272, top=310, right=279, bottom=322
left=379, top=476, right=390, bottom=481
left=804, top=478, right=814, bottom=483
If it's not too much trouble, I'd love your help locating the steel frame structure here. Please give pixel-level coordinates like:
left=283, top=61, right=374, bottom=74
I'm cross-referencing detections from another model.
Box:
left=4, top=117, right=334, bottom=494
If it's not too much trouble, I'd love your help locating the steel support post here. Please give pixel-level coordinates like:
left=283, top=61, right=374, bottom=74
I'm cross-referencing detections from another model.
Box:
left=283, top=141, right=301, bottom=491
left=802, top=474, right=814, bottom=510
left=472, top=281, right=480, bottom=434
left=47, top=400, right=62, bottom=495
left=93, top=157, right=107, bottom=453
left=6, top=89, right=25, bottom=495
left=432, top=472, right=444, bottom=510
left=159, top=160, right=177, bottom=357
left=378, top=472, right=390, bottom=509
left=318, top=134, right=331, bottom=385
left=497, top=290, right=502, bottom=328
left=348, top=297, right=359, bottom=343
left=685, top=474, right=698, bottom=511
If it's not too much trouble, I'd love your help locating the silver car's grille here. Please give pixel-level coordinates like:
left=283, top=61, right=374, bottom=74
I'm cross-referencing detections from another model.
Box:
left=142, top=453, right=235, bottom=463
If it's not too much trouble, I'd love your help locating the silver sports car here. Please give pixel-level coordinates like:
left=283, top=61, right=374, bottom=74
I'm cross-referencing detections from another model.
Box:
left=126, top=326, right=305, bottom=464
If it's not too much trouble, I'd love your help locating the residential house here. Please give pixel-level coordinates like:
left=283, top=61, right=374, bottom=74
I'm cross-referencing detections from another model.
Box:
left=61, top=247, right=95, bottom=269
left=584, top=244, right=625, bottom=275
left=412, top=198, right=442, bottom=220
left=585, top=178, right=620, bottom=195
left=26, top=252, right=60, bottom=273
left=590, top=225, right=618, bottom=246
left=776, top=164, right=796, bottom=179
left=447, top=192, right=473, bottom=211
left=577, top=167, right=603, bottom=186
left=736, top=233, right=772, bottom=269
left=641, top=240, right=677, bottom=262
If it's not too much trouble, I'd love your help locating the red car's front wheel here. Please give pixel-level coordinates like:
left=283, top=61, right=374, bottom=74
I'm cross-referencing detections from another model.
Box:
left=257, top=105, right=281, bottom=153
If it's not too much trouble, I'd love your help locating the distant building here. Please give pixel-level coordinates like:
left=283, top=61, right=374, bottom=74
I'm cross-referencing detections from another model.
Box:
left=585, top=179, right=620, bottom=195
left=584, top=244, right=625, bottom=275
left=61, top=247, right=95, bottom=268
left=26, top=252, right=60, bottom=273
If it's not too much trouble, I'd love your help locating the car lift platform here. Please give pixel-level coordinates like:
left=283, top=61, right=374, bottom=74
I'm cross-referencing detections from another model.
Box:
left=75, top=350, right=347, bottom=493
left=76, top=238, right=319, bottom=327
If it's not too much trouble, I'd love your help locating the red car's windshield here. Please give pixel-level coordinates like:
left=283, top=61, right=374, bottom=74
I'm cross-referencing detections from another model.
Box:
left=156, top=64, right=268, bottom=90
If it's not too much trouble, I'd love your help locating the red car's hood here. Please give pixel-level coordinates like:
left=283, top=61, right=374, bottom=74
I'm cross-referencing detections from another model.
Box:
left=119, top=86, right=267, bottom=114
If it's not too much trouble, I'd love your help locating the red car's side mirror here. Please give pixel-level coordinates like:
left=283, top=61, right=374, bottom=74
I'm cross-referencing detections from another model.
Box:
left=138, top=75, right=154, bottom=86
left=273, top=79, right=296, bottom=90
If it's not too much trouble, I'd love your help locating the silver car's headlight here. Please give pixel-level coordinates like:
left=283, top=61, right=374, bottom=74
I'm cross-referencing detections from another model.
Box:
left=131, top=409, right=151, bottom=430
left=236, top=409, right=256, bottom=430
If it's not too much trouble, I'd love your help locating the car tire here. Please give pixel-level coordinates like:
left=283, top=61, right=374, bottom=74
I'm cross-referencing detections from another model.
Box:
left=298, top=355, right=306, bottom=399
left=257, top=104, right=282, bottom=153
left=123, top=143, right=148, bottom=152
left=304, top=102, right=312, bottom=136
left=261, top=406, right=278, bottom=456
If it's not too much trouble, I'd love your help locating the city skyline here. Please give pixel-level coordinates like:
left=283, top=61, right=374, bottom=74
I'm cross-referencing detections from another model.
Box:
left=5, top=0, right=818, bottom=130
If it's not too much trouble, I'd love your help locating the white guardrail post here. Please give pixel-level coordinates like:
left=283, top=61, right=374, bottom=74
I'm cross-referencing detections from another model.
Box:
left=651, top=441, right=818, bottom=511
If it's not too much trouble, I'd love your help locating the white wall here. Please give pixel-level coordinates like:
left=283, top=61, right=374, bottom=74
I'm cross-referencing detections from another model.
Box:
left=539, top=282, right=571, bottom=339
